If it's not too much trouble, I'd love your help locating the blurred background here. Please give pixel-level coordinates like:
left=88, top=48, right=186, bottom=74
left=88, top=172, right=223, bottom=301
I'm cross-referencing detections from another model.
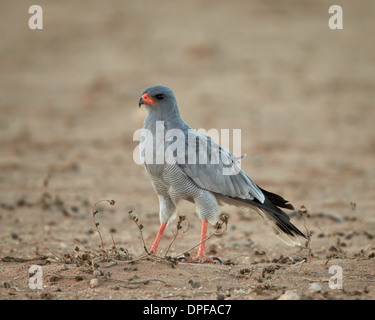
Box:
left=0, top=1, right=374, bottom=256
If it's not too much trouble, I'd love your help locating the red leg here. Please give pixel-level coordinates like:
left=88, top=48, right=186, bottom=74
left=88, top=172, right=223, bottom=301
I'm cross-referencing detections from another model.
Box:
left=149, top=222, right=167, bottom=254
left=181, top=220, right=221, bottom=263
left=197, top=220, right=208, bottom=258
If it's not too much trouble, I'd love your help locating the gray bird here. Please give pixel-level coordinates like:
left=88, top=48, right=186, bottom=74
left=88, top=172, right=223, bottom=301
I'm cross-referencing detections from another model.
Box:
left=138, top=85, right=306, bottom=262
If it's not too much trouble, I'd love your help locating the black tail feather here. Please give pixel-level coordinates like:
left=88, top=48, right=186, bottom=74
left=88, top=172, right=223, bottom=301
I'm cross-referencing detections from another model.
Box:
left=258, top=186, right=294, bottom=210
left=229, top=194, right=307, bottom=240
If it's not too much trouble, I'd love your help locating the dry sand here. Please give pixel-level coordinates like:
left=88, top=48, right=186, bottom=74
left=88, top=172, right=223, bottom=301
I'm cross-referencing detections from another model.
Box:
left=0, top=0, right=374, bottom=300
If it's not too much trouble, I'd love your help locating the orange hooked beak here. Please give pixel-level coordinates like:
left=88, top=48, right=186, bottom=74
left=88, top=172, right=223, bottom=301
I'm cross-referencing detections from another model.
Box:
left=139, top=92, right=158, bottom=107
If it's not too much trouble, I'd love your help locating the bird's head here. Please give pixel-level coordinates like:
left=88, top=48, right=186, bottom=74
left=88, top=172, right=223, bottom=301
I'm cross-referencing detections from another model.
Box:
left=138, top=86, right=177, bottom=112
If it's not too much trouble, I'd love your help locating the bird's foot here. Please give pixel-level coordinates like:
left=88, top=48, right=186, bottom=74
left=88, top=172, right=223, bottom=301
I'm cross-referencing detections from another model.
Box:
left=178, top=256, right=222, bottom=264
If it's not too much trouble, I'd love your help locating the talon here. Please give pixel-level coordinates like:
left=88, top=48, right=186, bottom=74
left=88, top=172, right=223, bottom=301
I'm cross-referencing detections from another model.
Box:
left=213, top=257, right=222, bottom=264
left=178, top=257, right=187, bottom=262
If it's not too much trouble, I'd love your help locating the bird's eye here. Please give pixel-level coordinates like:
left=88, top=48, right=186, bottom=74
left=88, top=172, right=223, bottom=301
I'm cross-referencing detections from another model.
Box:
left=155, top=94, right=164, bottom=100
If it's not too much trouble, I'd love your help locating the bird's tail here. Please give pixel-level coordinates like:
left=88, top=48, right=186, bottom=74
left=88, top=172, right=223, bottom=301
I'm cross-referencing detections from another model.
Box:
left=254, top=207, right=302, bottom=246
left=215, top=188, right=307, bottom=247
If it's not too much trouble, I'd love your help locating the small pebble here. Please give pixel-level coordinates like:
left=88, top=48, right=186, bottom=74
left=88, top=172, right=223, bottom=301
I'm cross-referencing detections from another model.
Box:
left=11, top=233, right=19, bottom=240
left=93, top=270, right=102, bottom=278
left=309, top=282, right=323, bottom=293
left=188, top=279, right=200, bottom=288
left=278, top=290, right=300, bottom=300
left=90, top=278, right=99, bottom=288
left=59, top=242, right=68, bottom=249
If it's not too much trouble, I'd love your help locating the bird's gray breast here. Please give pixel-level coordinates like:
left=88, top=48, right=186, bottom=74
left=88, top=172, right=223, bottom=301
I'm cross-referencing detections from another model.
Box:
left=147, top=162, right=202, bottom=203
left=140, top=120, right=166, bottom=178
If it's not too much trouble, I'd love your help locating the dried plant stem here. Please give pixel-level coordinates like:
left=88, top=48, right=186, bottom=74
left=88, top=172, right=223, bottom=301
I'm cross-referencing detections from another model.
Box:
left=92, top=199, right=116, bottom=249
left=128, top=210, right=149, bottom=254
left=175, top=215, right=228, bottom=259
left=164, top=216, right=190, bottom=257
left=298, top=205, right=313, bottom=262
left=356, top=240, right=375, bottom=261
left=299, top=205, right=349, bottom=261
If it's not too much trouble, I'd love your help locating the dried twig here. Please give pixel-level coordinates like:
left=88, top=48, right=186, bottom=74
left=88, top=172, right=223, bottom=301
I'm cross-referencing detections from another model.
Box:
left=0, top=256, right=49, bottom=263
left=46, top=200, right=133, bottom=268
left=114, top=278, right=167, bottom=288
left=356, top=240, right=375, bottom=261
left=92, top=199, right=116, bottom=249
left=298, top=205, right=313, bottom=262
left=52, top=273, right=169, bottom=289
left=164, top=216, right=190, bottom=257
left=128, top=210, right=149, bottom=254
left=175, top=215, right=229, bottom=259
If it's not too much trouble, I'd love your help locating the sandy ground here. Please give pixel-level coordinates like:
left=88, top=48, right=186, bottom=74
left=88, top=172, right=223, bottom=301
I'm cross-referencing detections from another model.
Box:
left=0, top=0, right=375, bottom=301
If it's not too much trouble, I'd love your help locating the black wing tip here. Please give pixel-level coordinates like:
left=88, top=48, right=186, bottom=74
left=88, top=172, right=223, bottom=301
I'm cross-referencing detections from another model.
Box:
left=284, top=203, right=295, bottom=210
left=276, top=221, right=307, bottom=239
left=258, top=186, right=295, bottom=211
